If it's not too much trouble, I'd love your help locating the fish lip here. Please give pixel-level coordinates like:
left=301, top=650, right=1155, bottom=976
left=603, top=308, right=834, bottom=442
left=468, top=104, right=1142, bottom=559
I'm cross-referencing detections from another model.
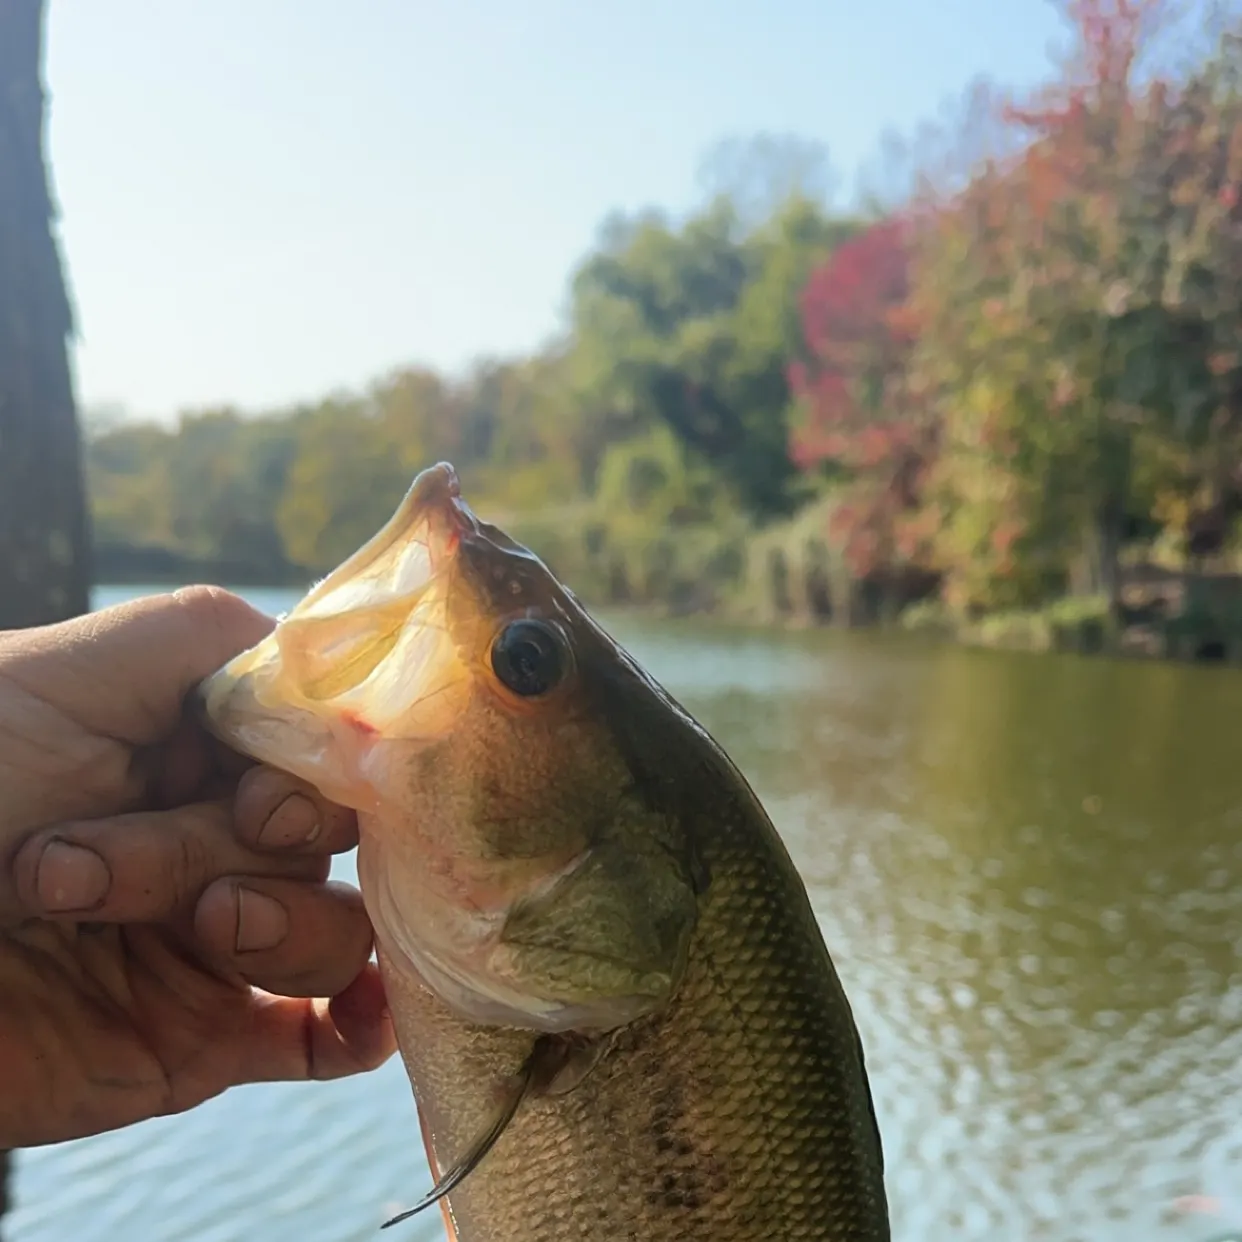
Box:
left=198, top=461, right=482, bottom=766
left=297, top=461, right=469, bottom=613
left=413, top=461, right=465, bottom=524
left=412, top=461, right=476, bottom=542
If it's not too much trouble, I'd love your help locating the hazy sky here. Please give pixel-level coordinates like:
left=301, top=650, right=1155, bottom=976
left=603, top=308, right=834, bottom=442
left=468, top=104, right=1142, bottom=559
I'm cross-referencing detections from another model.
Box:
left=46, top=0, right=1069, bottom=422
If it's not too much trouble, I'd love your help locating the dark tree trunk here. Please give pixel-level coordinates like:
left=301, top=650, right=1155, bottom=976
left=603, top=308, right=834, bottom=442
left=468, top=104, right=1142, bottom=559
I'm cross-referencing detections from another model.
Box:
left=0, top=0, right=92, bottom=630
left=1092, top=503, right=1124, bottom=615
left=1083, top=430, right=1132, bottom=623
left=0, top=1, right=93, bottom=1227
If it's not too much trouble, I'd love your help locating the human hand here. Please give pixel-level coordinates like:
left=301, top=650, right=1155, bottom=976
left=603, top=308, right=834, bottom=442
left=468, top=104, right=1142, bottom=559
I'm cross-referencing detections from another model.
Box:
left=0, top=587, right=397, bottom=1148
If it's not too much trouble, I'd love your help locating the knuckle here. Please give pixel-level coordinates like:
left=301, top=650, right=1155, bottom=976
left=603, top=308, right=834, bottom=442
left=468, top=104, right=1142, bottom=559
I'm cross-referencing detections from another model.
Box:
left=236, top=764, right=298, bottom=813
left=163, top=805, right=229, bottom=907
left=191, top=876, right=240, bottom=949
left=172, top=585, right=247, bottom=636
left=170, top=586, right=273, bottom=674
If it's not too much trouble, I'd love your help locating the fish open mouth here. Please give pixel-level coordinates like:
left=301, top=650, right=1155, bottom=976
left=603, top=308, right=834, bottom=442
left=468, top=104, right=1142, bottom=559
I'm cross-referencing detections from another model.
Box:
left=198, top=462, right=474, bottom=808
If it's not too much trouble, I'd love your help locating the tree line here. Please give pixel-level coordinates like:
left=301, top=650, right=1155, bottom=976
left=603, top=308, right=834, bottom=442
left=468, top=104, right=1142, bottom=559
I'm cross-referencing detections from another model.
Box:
left=88, top=0, right=1242, bottom=630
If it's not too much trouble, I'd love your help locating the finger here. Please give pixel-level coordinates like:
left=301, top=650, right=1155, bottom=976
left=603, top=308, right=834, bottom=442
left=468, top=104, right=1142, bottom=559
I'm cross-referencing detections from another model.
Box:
left=208, top=735, right=261, bottom=784
left=237, top=964, right=397, bottom=1084
left=149, top=713, right=218, bottom=809
left=4, top=802, right=328, bottom=925
left=193, top=877, right=374, bottom=998
left=233, top=766, right=359, bottom=855
left=1, top=587, right=274, bottom=746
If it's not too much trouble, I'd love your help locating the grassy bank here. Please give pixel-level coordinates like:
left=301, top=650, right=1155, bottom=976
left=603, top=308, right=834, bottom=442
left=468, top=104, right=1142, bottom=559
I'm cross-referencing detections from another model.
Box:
left=897, top=567, right=1242, bottom=664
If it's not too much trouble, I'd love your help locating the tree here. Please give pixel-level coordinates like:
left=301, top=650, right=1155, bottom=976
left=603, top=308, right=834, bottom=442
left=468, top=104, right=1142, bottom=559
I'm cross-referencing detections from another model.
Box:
left=790, top=217, right=938, bottom=578
left=1109, top=24, right=1242, bottom=559
left=567, top=192, right=857, bottom=518
left=907, top=0, right=1242, bottom=610
left=855, top=78, right=1023, bottom=215
left=275, top=398, right=413, bottom=571
left=0, top=0, right=91, bottom=1223
left=0, top=0, right=91, bottom=629
left=696, top=132, right=837, bottom=228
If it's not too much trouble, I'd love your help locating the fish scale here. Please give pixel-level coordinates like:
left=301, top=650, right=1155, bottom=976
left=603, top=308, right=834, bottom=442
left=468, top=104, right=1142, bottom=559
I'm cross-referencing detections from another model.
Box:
left=200, top=461, right=890, bottom=1242
left=383, top=768, right=889, bottom=1241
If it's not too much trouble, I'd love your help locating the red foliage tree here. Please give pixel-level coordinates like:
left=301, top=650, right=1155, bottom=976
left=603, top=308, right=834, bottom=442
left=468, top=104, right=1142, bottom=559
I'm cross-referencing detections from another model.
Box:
left=913, top=0, right=1242, bottom=607
left=789, top=217, right=938, bottom=577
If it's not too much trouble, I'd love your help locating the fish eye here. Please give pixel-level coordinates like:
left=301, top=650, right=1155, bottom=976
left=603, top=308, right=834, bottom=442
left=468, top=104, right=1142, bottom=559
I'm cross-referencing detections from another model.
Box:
left=490, top=619, right=567, bottom=698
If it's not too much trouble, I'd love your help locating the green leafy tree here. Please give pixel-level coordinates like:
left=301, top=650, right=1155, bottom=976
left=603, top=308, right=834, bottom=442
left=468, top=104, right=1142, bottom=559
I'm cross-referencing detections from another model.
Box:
left=568, top=191, right=856, bottom=517
left=275, top=399, right=413, bottom=570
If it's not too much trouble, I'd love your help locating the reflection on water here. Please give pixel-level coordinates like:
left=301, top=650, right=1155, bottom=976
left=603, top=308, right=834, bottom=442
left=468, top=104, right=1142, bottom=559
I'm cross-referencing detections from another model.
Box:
left=9, top=588, right=1242, bottom=1241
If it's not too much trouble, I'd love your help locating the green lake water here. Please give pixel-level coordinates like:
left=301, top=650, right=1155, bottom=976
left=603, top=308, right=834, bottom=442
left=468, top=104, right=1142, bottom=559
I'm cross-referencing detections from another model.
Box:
left=8, top=583, right=1242, bottom=1241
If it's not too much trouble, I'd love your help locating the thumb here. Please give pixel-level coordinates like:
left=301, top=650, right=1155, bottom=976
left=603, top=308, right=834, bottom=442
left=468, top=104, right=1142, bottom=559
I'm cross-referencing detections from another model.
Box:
left=1, top=587, right=275, bottom=746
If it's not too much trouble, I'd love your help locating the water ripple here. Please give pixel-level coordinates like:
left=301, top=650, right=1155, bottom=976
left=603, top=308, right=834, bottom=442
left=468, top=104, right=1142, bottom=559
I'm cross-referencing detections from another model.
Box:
left=13, top=593, right=1242, bottom=1240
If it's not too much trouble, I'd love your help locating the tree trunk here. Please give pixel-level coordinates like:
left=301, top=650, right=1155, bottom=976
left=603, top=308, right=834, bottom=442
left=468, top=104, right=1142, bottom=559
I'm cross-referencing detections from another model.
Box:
left=1081, top=429, right=1132, bottom=622
left=0, top=0, right=93, bottom=1228
left=0, top=0, right=92, bottom=629
left=1094, top=503, right=1124, bottom=618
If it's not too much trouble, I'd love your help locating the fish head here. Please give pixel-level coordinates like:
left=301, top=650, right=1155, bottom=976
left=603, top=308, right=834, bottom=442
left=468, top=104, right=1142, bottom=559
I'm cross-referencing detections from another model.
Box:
left=200, top=462, right=703, bottom=1037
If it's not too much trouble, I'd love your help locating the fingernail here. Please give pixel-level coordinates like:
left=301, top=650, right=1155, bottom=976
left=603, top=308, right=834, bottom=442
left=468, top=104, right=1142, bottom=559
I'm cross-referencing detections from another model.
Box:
left=36, top=840, right=111, bottom=912
left=235, top=887, right=289, bottom=953
left=257, top=794, right=320, bottom=848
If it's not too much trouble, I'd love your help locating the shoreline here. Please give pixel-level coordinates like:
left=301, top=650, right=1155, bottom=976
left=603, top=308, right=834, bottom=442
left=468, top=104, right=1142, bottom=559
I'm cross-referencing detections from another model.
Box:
left=93, top=549, right=1242, bottom=669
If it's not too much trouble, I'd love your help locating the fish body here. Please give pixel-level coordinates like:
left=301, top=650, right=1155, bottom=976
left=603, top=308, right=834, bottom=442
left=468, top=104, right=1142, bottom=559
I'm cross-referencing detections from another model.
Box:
left=200, top=463, right=889, bottom=1241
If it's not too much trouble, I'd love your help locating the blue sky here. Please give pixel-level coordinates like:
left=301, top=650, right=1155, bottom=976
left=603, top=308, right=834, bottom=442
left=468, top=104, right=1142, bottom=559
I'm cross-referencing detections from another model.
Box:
left=46, top=0, right=1070, bottom=422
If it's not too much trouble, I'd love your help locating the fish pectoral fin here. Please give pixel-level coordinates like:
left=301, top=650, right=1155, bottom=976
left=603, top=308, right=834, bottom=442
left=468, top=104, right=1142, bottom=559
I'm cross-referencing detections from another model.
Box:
left=380, top=1035, right=609, bottom=1230
left=529, top=1031, right=613, bottom=1097
left=381, top=1042, right=541, bottom=1230
left=499, top=836, right=700, bottom=1023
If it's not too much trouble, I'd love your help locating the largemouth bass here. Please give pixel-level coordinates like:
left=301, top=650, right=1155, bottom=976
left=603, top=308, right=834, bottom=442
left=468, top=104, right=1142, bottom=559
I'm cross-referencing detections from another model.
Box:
left=199, top=462, right=889, bottom=1241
